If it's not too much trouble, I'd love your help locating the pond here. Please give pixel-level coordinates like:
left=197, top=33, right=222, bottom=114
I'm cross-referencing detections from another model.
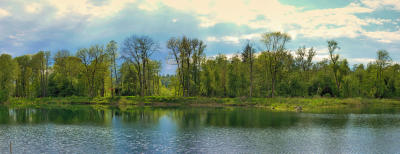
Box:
left=1, top=105, right=400, bottom=153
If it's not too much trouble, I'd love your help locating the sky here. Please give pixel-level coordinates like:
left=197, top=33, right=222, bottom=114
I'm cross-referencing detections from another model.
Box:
left=0, top=0, right=399, bottom=74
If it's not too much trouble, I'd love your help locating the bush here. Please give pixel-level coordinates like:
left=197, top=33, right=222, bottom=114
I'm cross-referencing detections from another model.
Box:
left=0, top=90, right=9, bottom=103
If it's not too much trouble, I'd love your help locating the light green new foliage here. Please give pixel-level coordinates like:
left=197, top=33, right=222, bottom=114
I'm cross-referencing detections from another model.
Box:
left=1, top=32, right=400, bottom=100
left=0, top=54, right=18, bottom=102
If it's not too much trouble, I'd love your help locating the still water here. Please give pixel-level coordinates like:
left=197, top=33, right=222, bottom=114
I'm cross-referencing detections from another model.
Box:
left=1, top=105, right=400, bottom=153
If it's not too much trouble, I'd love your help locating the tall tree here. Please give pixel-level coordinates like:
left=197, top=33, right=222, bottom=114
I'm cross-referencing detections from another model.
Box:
left=77, top=45, right=108, bottom=97
left=327, top=40, right=341, bottom=96
left=0, top=54, right=18, bottom=101
left=106, top=40, right=119, bottom=97
left=261, top=32, right=291, bottom=97
left=15, top=55, right=32, bottom=97
left=31, top=51, right=51, bottom=97
left=123, top=35, right=158, bottom=96
left=167, top=36, right=206, bottom=97
left=190, top=38, right=206, bottom=96
left=375, top=50, right=391, bottom=98
left=242, top=41, right=256, bottom=97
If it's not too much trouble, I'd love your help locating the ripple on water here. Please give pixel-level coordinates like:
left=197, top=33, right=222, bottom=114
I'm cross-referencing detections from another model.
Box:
left=1, top=109, right=400, bottom=153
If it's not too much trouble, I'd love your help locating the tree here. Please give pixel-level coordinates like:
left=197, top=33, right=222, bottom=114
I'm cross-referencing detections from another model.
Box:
left=0, top=54, right=18, bottom=102
left=167, top=37, right=184, bottom=96
left=295, top=46, right=316, bottom=73
left=242, top=41, right=256, bottom=97
left=15, top=55, right=32, bottom=97
left=261, top=32, right=291, bottom=97
left=190, top=38, right=206, bottom=96
left=77, top=45, right=108, bottom=97
left=52, top=50, right=83, bottom=97
left=31, top=51, right=51, bottom=97
left=375, top=50, right=392, bottom=98
left=167, top=36, right=206, bottom=97
left=327, top=40, right=341, bottom=96
left=123, top=35, right=159, bottom=96
left=106, top=40, right=119, bottom=97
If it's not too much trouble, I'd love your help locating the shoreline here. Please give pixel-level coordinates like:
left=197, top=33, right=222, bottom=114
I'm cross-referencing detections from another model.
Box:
left=3, top=96, right=400, bottom=112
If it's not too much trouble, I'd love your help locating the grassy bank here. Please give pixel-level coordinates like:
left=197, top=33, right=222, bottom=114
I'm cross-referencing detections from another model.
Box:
left=3, top=96, right=400, bottom=112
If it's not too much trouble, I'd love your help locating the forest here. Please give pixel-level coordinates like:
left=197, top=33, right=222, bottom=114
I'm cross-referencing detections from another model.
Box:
left=0, top=32, right=399, bottom=103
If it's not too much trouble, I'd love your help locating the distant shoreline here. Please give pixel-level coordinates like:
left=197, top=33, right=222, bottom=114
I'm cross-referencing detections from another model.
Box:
left=3, top=96, right=400, bottom=112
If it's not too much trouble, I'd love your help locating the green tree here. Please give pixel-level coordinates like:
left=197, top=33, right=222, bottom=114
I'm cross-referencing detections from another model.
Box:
left=15, top=55, right=32, bottom=97
left=327, top=40, right=341, bottom=96
left=261, top=32, right=291, bottom=97
left=375, top=50, right=392, bottom=98
left=123, top=35, right=159, bottom=96
left=0, top=54, right=18, bottom=102
left=106, top=40, right=119, bottom=97
left=242, top=42, right=256, bottom=97
left=77, top=45, right=108, bottom=97
left=167, top=36, right=206, bottom=97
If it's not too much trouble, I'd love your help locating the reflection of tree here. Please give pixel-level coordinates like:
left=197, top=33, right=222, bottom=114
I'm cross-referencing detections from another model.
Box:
left=0, top=106, right=112, bottom=125
left=170, top=108, right=301, bottom=128
left=2, top=106, right=399, bottom=129
left=117, top=107, right=169, bottom=124
left=0, top=106, right=174, bottom=125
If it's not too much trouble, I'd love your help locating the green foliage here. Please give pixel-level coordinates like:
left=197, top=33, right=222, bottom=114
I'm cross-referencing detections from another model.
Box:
left=1, top=32, right=400, bottom=100
left=0, top=90, right=9, bottom=103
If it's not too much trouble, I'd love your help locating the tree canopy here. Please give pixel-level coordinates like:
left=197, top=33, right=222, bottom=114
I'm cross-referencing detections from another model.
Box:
left=1, top=32, right=399, bottom=102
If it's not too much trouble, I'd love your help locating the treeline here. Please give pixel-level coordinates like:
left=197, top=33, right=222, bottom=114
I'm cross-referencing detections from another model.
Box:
left=165, top=32, right=399, bottom=98
left=0, top=32, right=399, bottom=102
left=0, top=35, right=162, bottom=102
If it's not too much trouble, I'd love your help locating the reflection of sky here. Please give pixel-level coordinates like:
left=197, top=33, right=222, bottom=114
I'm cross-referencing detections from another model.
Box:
left=0, top=0, right=400, bottom=74
left=2, top=108, right=400, bottom=152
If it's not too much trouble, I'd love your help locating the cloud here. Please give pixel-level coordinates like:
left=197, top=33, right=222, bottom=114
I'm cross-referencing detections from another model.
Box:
left=206, top=36, right=219, bottom=42
left=138, top=0, right=399, bottom=43
left=363, top=30, right=400, bottom=43
left=349, top=58, right=375, bottom=64
left=361, top=0, right=400, bottom=10
left=206, top=33, right=261, bottom=44
left=25, top=3, right=42, bottom=14
left=0, top=8, right=10, bottom=18
left=0, top=0, right=399, bottom=74
left=365, top=18, right=393, bottom=25
left=47, top=0, right=136, bottom=19
left=138, top=0, right=159, bottom=11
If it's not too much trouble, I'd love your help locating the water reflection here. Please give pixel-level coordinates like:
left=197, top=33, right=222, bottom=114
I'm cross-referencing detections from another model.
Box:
left=2, top=106, right=400, bottom=128
left=1, top=105, right=400, bottom=153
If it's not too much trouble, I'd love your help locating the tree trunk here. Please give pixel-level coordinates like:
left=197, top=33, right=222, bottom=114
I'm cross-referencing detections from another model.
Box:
left=110, top=67, right=114, bottom=98
left=250, top=61, right=253, bottom=98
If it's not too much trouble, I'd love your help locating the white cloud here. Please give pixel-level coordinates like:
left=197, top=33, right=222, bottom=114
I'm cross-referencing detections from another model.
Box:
left=206, top=36, right=219, bottom=42
left=222, top=36, right=240, bottom=44
left=138, top=0, right=397, bottom=41
left=25, top=3, right=42, bottom=14
left=365, top=18, right=392, bottom=25
left=138, top=0, right=159, bottom=11
left=206, top=33, right=261, bottom=44
left=47, top=0, right=136, bottom=19
left=361, top=0, right=400, bottom=10
left=0, top=8, right=10, bottom=18
left=349, top=58, right=375, bottom=64
left=363, top=30, right=400, bottom=43
left=8, top=0, right=398, bottom=43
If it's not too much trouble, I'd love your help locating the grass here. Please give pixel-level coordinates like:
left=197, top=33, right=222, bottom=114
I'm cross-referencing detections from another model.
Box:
left=4, top=96, right=400, bottom=112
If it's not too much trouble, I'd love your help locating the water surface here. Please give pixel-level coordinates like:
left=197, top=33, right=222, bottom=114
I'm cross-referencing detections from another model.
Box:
left=1, top=105, right=400, bottom=153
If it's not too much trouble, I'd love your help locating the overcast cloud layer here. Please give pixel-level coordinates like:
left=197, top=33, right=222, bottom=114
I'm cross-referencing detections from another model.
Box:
left=0, top=0, right=399, bottom=74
